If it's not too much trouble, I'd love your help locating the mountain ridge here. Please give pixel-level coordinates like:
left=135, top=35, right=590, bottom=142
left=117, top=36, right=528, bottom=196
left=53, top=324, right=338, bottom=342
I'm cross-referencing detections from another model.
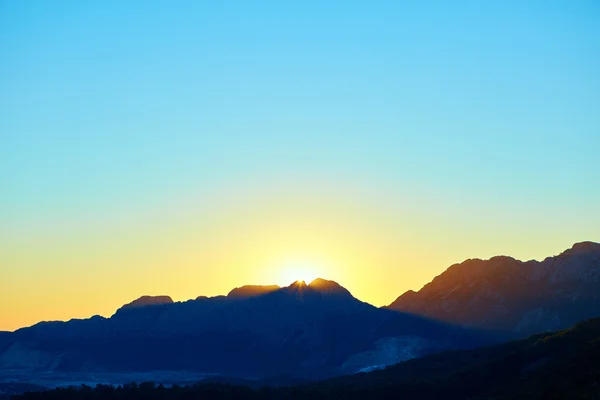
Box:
left=2, top=242, right=599, bottom=385
left=387, top=241, right=600, bottom=336
left=7, top=242, right=599, bottom=336
left=0, top=279, right=487, bottom=379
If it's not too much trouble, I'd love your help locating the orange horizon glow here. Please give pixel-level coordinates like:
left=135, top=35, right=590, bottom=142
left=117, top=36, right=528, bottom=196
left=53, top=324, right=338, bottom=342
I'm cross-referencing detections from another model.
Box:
left=1, top=185, right=594, bottom=332
left=1, top=170, right=597, bottom=333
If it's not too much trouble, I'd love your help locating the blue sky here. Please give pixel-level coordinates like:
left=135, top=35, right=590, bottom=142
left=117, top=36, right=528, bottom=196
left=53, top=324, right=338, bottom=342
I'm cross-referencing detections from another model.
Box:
left=1, top=1, right=599, bottom=329
left=2, top=1, right=599, bottom=224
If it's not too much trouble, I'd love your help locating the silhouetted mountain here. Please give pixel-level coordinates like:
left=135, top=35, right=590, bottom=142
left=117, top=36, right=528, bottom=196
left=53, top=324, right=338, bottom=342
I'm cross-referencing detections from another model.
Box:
left=308, top=278, right=353, bottom=297
left=0, top=280, right=489, bottom=380
left=227, top=285, right=280, bottom=299
left=14, top=318, right=600, bottom=399
left=117, top=296, right=174, bottom=312
left=388, top=242, right=600, bottom=336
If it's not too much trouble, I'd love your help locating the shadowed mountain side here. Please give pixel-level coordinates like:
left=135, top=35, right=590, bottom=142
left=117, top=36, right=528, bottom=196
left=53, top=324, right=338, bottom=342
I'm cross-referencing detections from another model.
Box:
left=304, top=316, right=600, bottom=399
left=13, top=318, right=600, bottom=399
left=388, top=242, right=600, bottom=336
left=0, top=280, right=492, bottom=379
left=0, top=332, right=12, bottom=355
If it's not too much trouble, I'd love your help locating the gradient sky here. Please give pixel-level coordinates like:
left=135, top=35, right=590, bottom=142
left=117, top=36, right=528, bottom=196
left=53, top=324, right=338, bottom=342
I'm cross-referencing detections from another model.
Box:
left=1, top=1, right=599, bottom=331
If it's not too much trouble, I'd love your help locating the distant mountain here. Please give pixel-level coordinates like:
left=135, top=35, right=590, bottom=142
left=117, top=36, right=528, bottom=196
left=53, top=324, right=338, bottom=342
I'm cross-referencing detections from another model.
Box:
left=118, top=296, right=174, bottom=311
left=388, top=242, right=600, bottom=336
left=0, top=279, right=488, bottom=380
left=227, top=285, right=280, bottom=299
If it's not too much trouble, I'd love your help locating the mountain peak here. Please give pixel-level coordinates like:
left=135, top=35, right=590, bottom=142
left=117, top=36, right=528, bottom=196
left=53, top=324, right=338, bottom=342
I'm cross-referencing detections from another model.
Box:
left=308, top=278, right=352, bottom=296
left=308, top=278, right=331, bottom=287
left=227, top=284, right=280, bottom=299
left=118, top=295, right=173, bottom=312
left=563, top=241, right=600, bottom=256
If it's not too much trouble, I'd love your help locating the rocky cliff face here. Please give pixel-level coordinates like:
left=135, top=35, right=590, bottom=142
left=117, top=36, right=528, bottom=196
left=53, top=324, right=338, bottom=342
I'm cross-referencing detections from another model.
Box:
left=388, top=242, right=600, bottom=336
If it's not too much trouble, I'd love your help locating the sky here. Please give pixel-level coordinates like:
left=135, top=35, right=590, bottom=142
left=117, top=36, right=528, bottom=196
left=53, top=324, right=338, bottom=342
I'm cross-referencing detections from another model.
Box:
left=1, top=0, right=599, bottom=331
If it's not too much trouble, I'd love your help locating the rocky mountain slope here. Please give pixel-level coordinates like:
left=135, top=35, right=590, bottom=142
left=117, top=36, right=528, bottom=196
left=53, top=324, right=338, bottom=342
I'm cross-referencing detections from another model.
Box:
left=388, top=242, right=600, bottom=336
left=0, top=279, right=487, bottom=379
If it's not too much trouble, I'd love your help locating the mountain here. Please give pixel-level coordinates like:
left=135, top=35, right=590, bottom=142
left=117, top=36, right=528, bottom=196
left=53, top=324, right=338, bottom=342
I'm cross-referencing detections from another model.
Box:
left=304, top=316, right=600, bottom=399
left=227, top=285, right=280, bottom=299
left=388, top=241, right=600, bottom=336
left=0, top=279, right=489, bottom=380
left=305, top=278, right=353, bottom=296
left=14, top=318, right=600, bottom=399
left=117, top=296, right=174, bottom=311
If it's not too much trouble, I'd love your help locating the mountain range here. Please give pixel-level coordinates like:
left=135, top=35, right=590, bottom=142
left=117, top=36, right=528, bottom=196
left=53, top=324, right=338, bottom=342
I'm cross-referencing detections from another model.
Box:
left=0, top=279, right=486, bottom=380
left=388, top=241, right=600, bottom=336
left=1, top=242, right=599, bottom=385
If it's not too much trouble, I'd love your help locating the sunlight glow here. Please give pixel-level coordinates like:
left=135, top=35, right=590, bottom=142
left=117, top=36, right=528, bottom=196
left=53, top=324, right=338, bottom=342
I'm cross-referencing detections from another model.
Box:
left=278, top=260, right=321, bottom=286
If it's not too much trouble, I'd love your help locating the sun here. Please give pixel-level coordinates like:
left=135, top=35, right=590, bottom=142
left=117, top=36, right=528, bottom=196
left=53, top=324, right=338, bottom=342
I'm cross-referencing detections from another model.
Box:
left=278, top=261, right=320, bottom=286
